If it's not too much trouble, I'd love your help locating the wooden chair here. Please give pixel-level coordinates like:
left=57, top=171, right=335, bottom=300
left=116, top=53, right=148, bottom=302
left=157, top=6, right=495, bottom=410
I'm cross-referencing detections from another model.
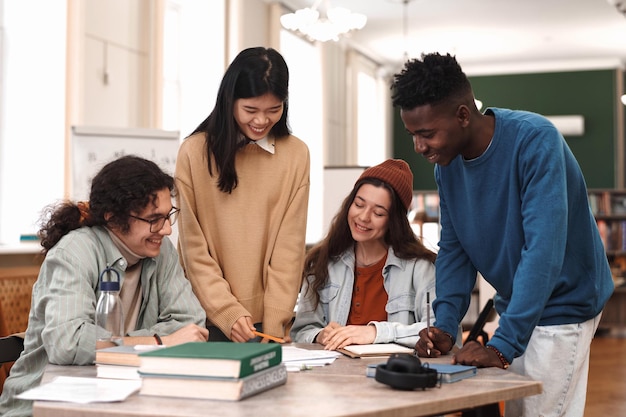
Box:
left=0, top=266, right=39, bottom=393
left=0, top=299, right=24, bottom=393
left=0, top=266, right=39, bottom=336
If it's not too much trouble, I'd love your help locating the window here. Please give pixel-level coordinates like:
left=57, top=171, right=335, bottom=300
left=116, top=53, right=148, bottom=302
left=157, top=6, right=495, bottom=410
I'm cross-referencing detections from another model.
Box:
left=162, top=0, right=225, bottom=138
left=279, top=30, right=324, bottom=244
left=161, top=1, right=181, bottom=131
left=349, top=51, right=389, bottom=167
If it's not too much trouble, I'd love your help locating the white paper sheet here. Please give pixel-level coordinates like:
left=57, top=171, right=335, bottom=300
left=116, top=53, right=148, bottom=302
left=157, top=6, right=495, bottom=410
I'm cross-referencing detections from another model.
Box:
left=16, top=376, right=141, bottom=403
left=281, top=346, right=341, bottom=371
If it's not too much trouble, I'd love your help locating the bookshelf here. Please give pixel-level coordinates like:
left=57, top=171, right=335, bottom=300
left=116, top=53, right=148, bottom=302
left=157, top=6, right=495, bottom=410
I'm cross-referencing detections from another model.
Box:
left=588, top=189, right=626, bottom=334
left=588, top=190, right=626, bottom=257
left=409, top=191, right=490, bottom=333
left=410, top=191, right=440, bottom=252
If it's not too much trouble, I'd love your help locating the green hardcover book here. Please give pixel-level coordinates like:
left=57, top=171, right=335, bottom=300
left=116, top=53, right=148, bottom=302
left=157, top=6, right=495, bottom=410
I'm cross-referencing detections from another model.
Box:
left=138, top=342, right=282, bottom=378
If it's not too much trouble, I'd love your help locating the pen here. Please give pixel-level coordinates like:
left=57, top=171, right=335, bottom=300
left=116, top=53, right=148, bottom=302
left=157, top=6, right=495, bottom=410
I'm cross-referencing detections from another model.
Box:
left=426, top=292, right=431, bottom=357
left=253, top=330, right=285, bottom=344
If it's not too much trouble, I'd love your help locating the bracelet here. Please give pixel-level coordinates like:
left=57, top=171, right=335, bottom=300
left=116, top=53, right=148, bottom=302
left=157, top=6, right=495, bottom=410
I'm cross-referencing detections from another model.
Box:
left=153, top=334, right=163, bottom=345
left=486, top=345, right=510, bottom=369
left=443, top=331, right=455, bottom=344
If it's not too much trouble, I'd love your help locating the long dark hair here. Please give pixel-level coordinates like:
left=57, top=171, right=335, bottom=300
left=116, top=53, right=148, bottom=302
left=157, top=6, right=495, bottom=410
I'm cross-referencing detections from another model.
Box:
left=304, top=178, right=437, bottom=306
left=190, top=47, right=291, bottom=193
left=38, top=155, right=175, bottom=254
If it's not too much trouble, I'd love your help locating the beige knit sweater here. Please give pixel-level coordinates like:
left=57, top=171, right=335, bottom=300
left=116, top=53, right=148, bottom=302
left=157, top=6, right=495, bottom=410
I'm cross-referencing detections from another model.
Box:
left=175, top=132, right=310, bottom=338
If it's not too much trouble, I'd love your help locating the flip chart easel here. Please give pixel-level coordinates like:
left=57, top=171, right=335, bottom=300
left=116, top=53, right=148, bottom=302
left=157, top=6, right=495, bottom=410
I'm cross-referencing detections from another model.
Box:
left=70, top=126, right=180, bottom=200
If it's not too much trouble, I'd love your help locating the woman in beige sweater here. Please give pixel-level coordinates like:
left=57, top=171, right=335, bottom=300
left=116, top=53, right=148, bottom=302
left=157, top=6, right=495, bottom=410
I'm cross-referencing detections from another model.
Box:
left=175, top=47, right=310, bottom=342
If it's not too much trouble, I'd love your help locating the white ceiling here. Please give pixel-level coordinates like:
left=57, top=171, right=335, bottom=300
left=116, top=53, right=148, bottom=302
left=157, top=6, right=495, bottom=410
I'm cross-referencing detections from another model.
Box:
left=279, top=0, right=626, bottom=75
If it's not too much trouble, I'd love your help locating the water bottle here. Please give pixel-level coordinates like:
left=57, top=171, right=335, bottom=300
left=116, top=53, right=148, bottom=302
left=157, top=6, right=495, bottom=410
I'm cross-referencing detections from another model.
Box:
left=95, top=267, right=124, bottom=346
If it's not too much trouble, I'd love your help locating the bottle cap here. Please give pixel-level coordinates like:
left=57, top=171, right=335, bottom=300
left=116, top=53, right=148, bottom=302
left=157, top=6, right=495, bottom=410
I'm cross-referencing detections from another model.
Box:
left=99, top=267, right=121, bottom=292
left=100, top=280, right=120, bottom=292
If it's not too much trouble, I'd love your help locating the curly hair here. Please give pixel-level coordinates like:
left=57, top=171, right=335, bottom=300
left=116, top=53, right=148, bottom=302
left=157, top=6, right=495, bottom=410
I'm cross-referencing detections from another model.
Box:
left=391, top=52, right=472, bottom=110
left=303, top=178, right=436, bottom=307
left=38, top=155, right=175, bottom=254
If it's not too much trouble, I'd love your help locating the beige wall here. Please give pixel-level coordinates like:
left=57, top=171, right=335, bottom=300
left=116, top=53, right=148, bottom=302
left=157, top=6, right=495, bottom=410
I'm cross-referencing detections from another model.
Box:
left=73, top=0, right=155, bottom=128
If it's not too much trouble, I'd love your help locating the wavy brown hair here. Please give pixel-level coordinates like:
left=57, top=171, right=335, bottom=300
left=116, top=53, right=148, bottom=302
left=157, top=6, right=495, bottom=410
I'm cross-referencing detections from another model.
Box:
left=303, top=178, right=436, bottom=307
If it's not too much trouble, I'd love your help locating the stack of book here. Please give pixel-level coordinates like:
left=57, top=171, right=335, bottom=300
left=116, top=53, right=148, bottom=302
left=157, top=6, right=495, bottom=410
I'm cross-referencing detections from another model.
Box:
left=95, top=345, right=154, bottom=380
left=137, top=342, right=287, bottom=401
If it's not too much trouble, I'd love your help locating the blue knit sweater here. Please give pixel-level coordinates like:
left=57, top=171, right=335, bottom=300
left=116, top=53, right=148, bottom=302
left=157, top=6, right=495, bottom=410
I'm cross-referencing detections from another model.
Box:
left=433, top=107, right=614, bottom=363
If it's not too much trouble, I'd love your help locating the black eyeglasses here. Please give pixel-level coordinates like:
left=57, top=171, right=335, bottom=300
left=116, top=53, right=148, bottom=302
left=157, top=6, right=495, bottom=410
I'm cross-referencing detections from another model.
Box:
left=129, top=207, right=180, bottom=233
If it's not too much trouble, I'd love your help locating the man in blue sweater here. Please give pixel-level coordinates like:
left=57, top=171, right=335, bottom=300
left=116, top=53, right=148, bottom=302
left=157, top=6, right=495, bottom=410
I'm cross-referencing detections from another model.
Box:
left=391, top=52, right=614, bottom=416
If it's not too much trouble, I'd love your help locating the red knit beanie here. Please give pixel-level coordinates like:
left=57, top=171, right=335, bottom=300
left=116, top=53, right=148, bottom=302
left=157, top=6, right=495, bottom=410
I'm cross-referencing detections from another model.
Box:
left=356, top=159, right=414, bottom=211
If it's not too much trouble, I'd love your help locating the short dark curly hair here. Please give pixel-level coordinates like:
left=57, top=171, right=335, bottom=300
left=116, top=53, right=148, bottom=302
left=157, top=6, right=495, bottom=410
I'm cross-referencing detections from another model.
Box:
left=391, top=52, right=472, bottom=110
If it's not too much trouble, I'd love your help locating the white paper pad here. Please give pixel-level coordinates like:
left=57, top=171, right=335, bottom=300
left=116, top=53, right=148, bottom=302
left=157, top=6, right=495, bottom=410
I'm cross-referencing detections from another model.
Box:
left=16, top=376, right=141, bottom=403
left=281, top=346, right=341, bottom=371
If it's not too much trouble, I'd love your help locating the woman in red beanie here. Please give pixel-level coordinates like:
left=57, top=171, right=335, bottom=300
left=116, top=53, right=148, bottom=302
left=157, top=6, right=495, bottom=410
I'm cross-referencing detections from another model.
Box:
left=291, top=159, right=439, bottom=350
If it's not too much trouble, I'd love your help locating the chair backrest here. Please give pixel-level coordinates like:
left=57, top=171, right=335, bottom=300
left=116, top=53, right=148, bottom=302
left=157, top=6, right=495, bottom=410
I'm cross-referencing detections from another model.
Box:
left=0, top=266, right=36, bottom=394
left=464, top=298, right=496, bottom=345
left=0, top=333, right=25, bottom=394
left=0, top=266, right=39, bottom=336
left=0, top=334, right=25, bottom=364
left=0, top=299, right=7, bottom=337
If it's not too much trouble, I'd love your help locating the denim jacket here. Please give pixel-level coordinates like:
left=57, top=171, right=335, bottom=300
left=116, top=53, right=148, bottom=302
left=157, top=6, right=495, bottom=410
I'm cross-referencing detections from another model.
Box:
left=291, top=247, right=436, bottom=348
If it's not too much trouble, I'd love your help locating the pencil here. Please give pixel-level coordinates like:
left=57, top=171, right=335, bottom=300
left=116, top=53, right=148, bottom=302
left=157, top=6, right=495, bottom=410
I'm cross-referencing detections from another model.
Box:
left=253, top=330, right=285, bottom=344
left=426, top=292, right=431, bottom=356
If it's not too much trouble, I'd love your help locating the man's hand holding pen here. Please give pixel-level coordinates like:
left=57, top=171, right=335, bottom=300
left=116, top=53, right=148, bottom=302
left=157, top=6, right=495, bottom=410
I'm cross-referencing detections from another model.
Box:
left=415, top=327, right=454, bottom=358
left=453, top=341, right=508, bottom=369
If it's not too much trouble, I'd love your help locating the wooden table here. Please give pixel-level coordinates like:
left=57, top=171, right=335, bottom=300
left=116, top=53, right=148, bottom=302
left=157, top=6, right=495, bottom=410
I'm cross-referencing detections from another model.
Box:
left=33, top=349, right=541, bottom=417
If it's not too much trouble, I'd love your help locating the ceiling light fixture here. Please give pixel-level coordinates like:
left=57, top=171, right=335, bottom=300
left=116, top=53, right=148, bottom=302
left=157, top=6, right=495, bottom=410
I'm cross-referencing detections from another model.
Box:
left=280, top=0, right=367, bottom=42
left=607, top=0, right=626, bottom=16
left=402, top=0, right=411, bottom=60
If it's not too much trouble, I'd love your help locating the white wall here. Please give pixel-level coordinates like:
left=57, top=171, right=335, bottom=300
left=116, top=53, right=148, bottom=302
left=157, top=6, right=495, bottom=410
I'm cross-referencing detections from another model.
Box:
left=0, top=0, right=67, bottom=243
left=228, top=0, right=270, bottom=62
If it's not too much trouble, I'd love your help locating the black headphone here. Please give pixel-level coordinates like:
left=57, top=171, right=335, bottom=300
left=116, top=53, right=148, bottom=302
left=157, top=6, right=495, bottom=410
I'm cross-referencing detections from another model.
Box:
left=374, top=353, right=439, bottom=390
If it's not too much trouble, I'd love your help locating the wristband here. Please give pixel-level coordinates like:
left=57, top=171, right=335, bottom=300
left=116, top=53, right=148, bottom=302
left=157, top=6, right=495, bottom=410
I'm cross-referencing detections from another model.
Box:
left=486, top=345, right=510, bottom=369
left=443, top=331, right=455, bottom=344
left=153, top=333, right=163, bottom=345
